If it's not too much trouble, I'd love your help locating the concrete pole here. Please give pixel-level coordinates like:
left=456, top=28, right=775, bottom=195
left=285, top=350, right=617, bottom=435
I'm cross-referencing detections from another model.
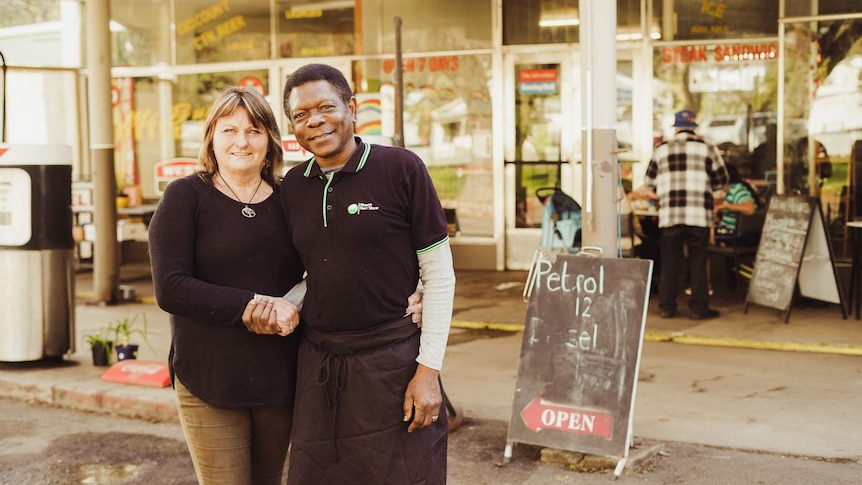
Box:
left=86, top=0, right=119, bottom=303
left=579, top=0, right=619, bottom=257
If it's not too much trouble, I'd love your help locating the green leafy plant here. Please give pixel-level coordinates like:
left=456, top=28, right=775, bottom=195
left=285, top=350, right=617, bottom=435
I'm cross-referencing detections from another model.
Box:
left=109, top=313, right=153, bottom=351
left=84, top=328, right=114, bottom=365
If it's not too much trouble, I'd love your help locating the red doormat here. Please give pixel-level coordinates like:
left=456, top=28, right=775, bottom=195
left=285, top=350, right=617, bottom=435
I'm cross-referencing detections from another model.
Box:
left=101, top=360, right=171, bottom=388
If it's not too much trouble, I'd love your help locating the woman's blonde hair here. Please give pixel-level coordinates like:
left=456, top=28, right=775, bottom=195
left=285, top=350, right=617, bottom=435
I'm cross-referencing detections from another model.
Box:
left=198, top=86, right=283, bottom=186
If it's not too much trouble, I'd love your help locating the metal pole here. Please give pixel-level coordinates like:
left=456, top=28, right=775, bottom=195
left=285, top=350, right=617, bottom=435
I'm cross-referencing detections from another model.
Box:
left=393, top=16, right=405, bottom=148
left=86, top=0, right=119, bottom=303
left=579, top=0, right=619, bottom=256
left=1, top=49, right=6, bottom=143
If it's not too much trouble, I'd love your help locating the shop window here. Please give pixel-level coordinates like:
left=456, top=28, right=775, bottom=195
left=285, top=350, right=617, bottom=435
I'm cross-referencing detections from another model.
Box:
left=652, top=42, right=779, bottom=177
left=504, top=0, right=644, bottom=45
left=0, top=0, right=79, bottom=67
left=2, top=69, right=80, bottom=150
left=617, top=0, right=651, bottom=42
left=786, top=0, right=862, bottom=17
left=504, top=0, right=579, bottom=45
left=655, top=0, right=777, bottom=41
left=352, top=55, right=494, bottom=237
left=111, top=0, right=171, bottom=67
left=277, top=0, right=355, bottom=57
left=110, top=71, right=269, bottom=200
left=174, top=0, right=272, bottom=64
left=0, top=0, right=59, bottom=28
left=363, top=0, right=491, bottom=54
left=783, top=18, right=862, bottom=243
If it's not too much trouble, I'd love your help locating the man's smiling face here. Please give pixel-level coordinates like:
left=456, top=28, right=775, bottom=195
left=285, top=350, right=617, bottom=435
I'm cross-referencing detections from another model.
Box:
left=287, top=80, right=358, bottom=169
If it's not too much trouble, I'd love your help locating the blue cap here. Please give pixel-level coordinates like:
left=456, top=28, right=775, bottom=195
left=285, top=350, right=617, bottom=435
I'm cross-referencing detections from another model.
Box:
left=672, top=110, right=698, bottom=128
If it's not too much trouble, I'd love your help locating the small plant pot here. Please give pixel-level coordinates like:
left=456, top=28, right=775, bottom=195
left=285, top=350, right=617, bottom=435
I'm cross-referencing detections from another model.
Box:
left=91, top=341, right=114, bottom=367
left=115, top=344, right=139, bottom=361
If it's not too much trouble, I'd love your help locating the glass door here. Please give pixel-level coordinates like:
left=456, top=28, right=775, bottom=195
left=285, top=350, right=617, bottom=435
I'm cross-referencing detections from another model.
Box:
left=504, top=50, right=580, bottom=269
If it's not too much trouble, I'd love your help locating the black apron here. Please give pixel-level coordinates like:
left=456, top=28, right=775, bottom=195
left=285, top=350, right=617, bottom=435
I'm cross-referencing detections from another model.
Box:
left=287, top=316, right=448, bottom=485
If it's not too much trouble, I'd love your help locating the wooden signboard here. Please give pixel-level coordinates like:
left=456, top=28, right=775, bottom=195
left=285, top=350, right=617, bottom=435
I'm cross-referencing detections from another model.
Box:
left=505, top=252, right=652, bottom=473
left=745, top=195, right=846, bottom=322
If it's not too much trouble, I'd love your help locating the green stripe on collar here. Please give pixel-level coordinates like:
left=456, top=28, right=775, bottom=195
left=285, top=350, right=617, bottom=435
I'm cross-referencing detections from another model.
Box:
left=356, top=142, right=371, bottom=172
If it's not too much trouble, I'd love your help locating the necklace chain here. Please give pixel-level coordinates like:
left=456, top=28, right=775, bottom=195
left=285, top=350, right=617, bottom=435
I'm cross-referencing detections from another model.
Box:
left=219, top=174, right=263, bottom=219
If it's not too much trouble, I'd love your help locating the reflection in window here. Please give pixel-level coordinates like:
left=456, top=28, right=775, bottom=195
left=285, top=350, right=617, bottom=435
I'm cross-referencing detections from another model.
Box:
left=365, top=0, right=491, bottom=53
left=174, top=0, right=271, bottom=64
left=655, top=0, right=777, bottom=41
left=515, top=65, right=562, bottom=162
left=111, top=0, right=171, bottom=66
left=0, top=0, right=58, bottom=28
left=3, top=69, right=79, bottom=150
left=0, top=0, right=77, bottom=67
left=353, top=55, right=494, bottom=237
left=504, top=0, right=579, bottom=45
left=652, top=42, right=778, bottom=161
left=277, top=0, right=354, bottom=57
left=784, top=18, right=861, bottom=233
left=786, top=0, right=862, bottom=17
left=512, top=63, right=564, bottom=229
left=110, top=71, right=269, bottom=199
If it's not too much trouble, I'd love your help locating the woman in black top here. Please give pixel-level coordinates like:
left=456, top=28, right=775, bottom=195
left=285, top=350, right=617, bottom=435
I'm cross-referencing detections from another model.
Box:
left=149, top=86, right=303, bottom=485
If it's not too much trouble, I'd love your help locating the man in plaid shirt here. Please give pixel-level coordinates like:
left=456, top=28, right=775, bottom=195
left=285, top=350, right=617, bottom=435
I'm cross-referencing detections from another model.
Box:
left=643, top=110, right=729, bottom=320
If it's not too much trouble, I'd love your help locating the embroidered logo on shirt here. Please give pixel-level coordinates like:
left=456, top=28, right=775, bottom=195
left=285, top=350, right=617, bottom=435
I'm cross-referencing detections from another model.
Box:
left=347, top=202, right=379, bottom=215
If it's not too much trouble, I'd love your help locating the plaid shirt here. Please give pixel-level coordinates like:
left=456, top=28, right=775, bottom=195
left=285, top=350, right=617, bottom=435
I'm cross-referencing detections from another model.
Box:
left=645, top=130, right=729, bottom=229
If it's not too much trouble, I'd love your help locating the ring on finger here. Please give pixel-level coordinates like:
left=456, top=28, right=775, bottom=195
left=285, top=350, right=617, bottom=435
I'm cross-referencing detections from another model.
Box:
left=431, top=414, right=439, bottom=421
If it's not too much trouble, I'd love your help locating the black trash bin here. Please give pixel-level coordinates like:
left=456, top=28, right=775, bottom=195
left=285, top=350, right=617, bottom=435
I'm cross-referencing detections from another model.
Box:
left=0, top=144, right=75, bottom=362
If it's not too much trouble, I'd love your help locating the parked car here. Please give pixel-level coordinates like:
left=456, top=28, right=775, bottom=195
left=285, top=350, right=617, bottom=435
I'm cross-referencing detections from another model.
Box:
left=699, top=112, right=777, bottom=149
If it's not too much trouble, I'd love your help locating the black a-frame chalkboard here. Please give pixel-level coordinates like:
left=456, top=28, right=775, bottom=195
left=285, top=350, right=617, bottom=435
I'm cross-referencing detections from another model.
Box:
left=505, top=252, right=653, bottom=475
left=745, top=195, right=846, bottom=322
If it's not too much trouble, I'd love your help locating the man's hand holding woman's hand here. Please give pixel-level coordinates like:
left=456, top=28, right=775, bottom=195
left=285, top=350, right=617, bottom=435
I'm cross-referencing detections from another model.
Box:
left=241, top=296, right=299, bottom=336
left=242, top=286, right=423, bottom=336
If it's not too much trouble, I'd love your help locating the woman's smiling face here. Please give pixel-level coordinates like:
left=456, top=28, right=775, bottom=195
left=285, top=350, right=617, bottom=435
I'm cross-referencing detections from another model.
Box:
left=213, top=106, right=268, bottom=175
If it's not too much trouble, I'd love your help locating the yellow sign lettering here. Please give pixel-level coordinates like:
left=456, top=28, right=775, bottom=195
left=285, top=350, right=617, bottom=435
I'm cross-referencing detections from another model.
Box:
left=285, top=9, right=323, bottom=20
left=177, top=0, right=230, bottom=37
left=214, top=15, right=246, bottom=39
left=700, top=0, right=726, bottom=19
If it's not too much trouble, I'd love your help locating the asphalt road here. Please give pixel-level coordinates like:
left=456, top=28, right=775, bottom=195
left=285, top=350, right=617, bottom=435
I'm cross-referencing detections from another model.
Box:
left=2, top=397, right=861, bottom=484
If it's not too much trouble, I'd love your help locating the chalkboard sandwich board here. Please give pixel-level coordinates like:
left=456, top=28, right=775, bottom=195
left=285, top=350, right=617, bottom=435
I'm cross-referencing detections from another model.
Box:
left=745, top=195, right=845, bottom=322
left=505, top=251, right=653, bottom=473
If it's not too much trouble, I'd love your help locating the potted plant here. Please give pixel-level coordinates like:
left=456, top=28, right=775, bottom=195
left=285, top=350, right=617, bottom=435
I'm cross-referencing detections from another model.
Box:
left=109, top=313, right=153, bottom=361
left=84, top=329, right=114, bottom=367
left=116, top=185, right=130, bottom=209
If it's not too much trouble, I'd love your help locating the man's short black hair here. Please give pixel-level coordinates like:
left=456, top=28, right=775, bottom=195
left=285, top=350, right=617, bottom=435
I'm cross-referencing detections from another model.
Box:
left=282, top=63, right=353, bottom=116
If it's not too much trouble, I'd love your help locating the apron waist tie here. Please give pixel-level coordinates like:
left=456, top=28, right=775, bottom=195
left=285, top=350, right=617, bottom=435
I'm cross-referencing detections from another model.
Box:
left=315, top=350, right=347, bottom=461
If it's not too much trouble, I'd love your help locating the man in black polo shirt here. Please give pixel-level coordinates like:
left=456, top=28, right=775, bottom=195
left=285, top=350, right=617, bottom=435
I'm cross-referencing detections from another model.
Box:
left=276, top=63, right=455, bottom=484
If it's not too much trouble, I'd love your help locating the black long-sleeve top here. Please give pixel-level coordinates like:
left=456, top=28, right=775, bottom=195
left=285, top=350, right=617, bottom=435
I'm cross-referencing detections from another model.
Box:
left=148, top=174, right=304, bottom=407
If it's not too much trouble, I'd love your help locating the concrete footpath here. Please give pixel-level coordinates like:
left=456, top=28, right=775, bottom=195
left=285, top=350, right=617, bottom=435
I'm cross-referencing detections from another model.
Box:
left=2, top=265, right=862, bottom=465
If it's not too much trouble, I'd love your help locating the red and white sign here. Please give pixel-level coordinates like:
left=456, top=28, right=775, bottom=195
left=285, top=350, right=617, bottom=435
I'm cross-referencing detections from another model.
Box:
left=382, top=56, right=459, bottom=74
left=520, top=397, right=613, bottom=439
left=238, top=76, right=266, bottom=96
left=661, top=43, right=778, bottom=64
left=101, top=360, right=171, bottom=388
left=518, top=68, right=558, bottom=95
left=282, top=135, right=311, bottom=162
left=153, top=158, right=199, bottom=195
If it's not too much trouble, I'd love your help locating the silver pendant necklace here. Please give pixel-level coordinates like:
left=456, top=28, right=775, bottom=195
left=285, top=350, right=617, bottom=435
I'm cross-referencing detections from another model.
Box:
left=219, top=173, right=263, bottom=218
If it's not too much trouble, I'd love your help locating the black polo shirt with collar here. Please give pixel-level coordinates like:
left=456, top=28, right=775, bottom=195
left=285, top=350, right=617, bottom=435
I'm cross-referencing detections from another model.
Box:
left=281, top=137, right=449, bottom=332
